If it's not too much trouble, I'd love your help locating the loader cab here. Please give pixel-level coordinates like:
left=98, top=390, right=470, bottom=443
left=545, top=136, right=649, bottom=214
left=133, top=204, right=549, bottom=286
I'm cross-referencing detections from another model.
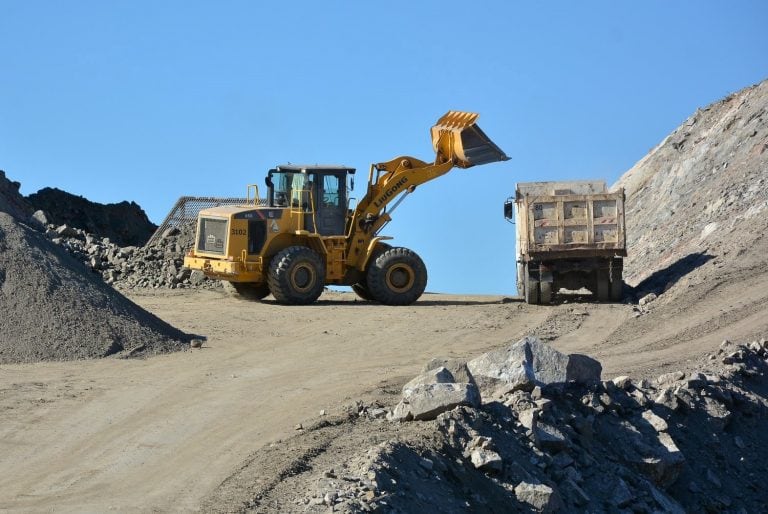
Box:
left=265, top=164, right=355, bottom=235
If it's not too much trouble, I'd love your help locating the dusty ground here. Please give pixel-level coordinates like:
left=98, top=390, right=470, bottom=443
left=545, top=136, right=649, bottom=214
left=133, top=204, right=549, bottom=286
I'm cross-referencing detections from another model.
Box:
left=2, top=282, right=767, bottom=512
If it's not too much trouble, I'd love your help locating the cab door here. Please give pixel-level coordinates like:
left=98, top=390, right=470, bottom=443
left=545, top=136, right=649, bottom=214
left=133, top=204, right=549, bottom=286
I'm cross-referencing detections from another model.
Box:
left=313, top=172, right=346, bottom=235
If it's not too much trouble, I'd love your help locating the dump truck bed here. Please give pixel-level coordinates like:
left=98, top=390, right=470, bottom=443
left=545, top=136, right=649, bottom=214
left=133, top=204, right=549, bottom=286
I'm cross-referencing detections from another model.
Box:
left=515, top=181, right=626, bottom=261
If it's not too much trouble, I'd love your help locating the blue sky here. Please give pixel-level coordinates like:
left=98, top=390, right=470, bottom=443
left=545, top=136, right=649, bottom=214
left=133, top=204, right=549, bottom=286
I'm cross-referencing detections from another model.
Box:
left=1, top=1, right=766, bottom=294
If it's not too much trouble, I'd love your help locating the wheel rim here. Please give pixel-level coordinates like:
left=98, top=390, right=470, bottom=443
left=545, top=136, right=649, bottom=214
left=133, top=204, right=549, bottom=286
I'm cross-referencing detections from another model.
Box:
left=290, top=263, right=315, bottom=293
left=385, top=264, right=415, bottom=293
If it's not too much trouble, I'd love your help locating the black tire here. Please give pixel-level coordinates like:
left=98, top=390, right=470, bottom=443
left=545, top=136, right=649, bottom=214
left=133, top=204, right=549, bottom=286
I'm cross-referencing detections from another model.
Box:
left=524, top=263, right=539, bottom=305
left=352, top=243, right=391, bottom=301
left=226, top=282, right=271, bottom=300
left=267, top=246, right=325, bottom=305
left=596, top=269, right=610, bottom=302
left=366, top=247, right=427, bottom=306
left=540, top=281, right=552, bottom=304
left=610, top=258, right=624, bottom=302
left=351, top=283, right=373, bottom=301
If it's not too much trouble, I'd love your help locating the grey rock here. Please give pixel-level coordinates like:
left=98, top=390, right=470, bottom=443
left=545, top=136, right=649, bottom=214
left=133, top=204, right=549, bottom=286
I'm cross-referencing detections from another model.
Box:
left=30, top=210, right=49, bottom=228
left=514, top=482, right=563, bottom=513
left=402, top=366, right=455, bottom=394
left=641, top=410, right=668, bottom=432
left=189, top=270, right=206, bottom=285
left=422, top=357, right=477, bottom=387
left=656, top=371, right=685, bottom=385
left=654, top=387, right=679, bottom=410
left=702, top=398, right=731, bottom=432
left=388, top=382, right=480, bottom=422
left=467, top=336, right=601, bottom=399
left=470, top=448, right=503, bottom=473
left=638, top=292, right=658, bottom=306
left=518, top=408, right=539, bottom=431
left=612, top=375, right=632, bottom=390
left=638, top=432, right=685, bottom=487
left=56, top=224, right=79, bottom=238
left=533, top=423, right=568, bottom=452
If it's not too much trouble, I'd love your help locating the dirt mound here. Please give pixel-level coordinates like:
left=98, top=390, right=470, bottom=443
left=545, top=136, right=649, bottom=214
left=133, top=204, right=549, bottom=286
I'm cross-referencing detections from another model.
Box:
left=206, top=339, right=767, bottom=513
left=0, top=212, right=191, bottom=364
left=27, top=186, right=156, bottom=247
left=614, top=79, right=768, bottom=299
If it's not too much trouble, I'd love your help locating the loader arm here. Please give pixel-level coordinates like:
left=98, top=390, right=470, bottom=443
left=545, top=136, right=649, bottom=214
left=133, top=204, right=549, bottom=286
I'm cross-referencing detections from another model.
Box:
left=347, top=111, right=508, bottom=269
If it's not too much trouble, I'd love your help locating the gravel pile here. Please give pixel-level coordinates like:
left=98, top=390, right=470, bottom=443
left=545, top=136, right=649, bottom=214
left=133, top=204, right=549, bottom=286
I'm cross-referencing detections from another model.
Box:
left=0, top=213, right=191, bottom=364
left=236, top=337, right=768, bottom=513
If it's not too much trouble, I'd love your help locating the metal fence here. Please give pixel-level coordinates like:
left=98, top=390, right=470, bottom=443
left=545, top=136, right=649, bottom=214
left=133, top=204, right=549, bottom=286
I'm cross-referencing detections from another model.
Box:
left=146, top=196, right=265, bottom=247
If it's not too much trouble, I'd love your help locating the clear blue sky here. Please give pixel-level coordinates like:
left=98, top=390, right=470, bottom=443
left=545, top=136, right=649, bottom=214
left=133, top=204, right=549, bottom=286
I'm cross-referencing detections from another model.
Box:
left=1, top=1, right=766, bottom=294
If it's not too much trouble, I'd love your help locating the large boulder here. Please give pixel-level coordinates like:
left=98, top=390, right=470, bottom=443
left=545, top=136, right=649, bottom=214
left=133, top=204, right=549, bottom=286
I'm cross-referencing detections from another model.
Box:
left=388, top=383, right=480, bottom=422
left=389, top=365, right=481, bottom=422
left=467, top=336, right=602, bottom=397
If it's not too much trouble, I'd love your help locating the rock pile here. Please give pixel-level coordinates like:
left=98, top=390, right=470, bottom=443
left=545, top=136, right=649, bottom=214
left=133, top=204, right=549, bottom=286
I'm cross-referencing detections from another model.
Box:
left=268, top=336, right=767, bottom=513
left=27, top=186, right=157, bottom=247
left=0, top=212, right=191, bottom=364
left=36, top=221, right=220, bottom=291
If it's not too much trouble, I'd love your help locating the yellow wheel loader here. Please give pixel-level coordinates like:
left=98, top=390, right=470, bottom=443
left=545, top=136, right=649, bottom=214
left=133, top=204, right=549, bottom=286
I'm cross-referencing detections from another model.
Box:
left=183, top=111, right=508, bottom=305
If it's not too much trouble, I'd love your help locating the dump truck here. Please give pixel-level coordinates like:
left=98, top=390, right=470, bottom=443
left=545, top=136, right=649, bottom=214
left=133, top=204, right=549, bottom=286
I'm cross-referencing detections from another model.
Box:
left=184, top=111, right=508, bottom=305
left=504, top=181, right=626, bottom=304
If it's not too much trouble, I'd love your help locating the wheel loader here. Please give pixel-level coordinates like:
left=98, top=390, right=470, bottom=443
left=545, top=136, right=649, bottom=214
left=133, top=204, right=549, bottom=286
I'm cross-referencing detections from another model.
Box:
left=183, top=111, right=508, bottom=305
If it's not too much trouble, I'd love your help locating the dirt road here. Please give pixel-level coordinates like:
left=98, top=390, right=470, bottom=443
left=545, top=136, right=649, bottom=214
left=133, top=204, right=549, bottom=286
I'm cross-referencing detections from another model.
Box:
left=0, top=291, right=546, bottom=513
left=1, top=286, right=765, bottom=512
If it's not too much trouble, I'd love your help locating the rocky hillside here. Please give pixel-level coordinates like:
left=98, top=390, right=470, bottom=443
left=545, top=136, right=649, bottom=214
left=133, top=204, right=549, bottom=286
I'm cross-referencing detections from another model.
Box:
left=615, top=79, right=768, bottom=296
left=0, top=171, right=156, bottom=246
left=27, top=187, right=157, bottom=247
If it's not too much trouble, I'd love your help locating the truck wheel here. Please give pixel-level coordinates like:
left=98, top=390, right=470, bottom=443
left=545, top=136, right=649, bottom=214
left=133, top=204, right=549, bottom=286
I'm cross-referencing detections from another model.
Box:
left=596, top=269, right=610, bottom=302
left=610, top=258, right=624, bottom=302
left=268, top=246, right=325, bottom=305
left=524, top=263, right=540, bottom=304
left=226, top=282, right=271, bottom=300
left=366, top=247, right=427, bottom=305
left=540, top=281, right=552, bottom=304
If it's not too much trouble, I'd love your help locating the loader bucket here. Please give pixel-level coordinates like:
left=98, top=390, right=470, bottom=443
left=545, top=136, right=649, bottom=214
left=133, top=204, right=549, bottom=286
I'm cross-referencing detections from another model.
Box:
left=431, top=111, right=509, bottom=168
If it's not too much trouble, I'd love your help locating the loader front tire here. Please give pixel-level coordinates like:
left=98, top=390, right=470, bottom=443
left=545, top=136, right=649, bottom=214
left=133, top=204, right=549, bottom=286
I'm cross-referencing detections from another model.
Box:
left=268, top=246, right=325, bottom=305
left=352, top=243, right=391, bottom=301
left=226, top=282, right=271, bottom=300
left=366, top=247, right=427, bottom=306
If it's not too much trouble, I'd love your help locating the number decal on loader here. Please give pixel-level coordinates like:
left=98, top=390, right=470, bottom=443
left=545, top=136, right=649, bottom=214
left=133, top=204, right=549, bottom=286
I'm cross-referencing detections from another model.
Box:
left=230, top=229, right=246, bottom=236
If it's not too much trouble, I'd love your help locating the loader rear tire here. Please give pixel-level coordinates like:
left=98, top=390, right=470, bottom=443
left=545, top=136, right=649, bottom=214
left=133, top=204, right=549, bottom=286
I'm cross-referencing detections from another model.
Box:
left=227, top=282, right=271, bottom=300
left=351, top=283, right=373, bottom=301
left=268, top=246, right=325, bottom=305
left=366, top=247, right=427, bottom=306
